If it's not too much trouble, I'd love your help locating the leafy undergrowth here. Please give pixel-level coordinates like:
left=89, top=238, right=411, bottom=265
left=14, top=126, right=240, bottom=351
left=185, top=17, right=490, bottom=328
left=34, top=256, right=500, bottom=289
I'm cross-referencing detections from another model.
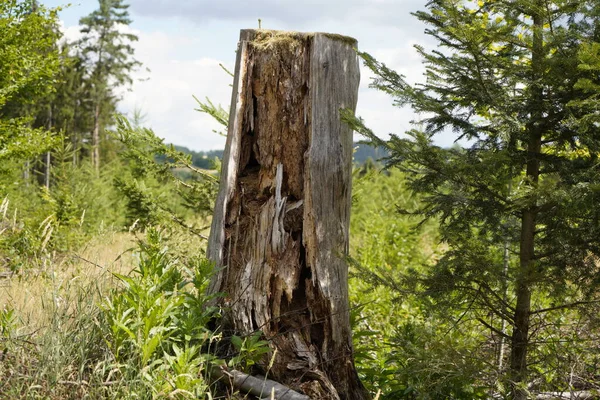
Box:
left=0, top=228, right=261, bottom=399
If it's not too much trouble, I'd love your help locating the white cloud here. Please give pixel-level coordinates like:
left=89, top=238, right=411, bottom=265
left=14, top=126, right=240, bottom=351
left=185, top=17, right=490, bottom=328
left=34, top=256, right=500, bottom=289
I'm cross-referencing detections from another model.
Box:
left=118, top=28, right=233, bottom=150
left=59, top=22, right=84, bottom=44
left=107, top=20, right=428, bottom=151
left=128, top=0, right=425, bottom=29
left=122, top=29, right=427, bottom=151
left=58, top=21, right=231, bottom=150
left=372, top=43, right=424, bottom=85
left=54, top=0, right=443, bottom=151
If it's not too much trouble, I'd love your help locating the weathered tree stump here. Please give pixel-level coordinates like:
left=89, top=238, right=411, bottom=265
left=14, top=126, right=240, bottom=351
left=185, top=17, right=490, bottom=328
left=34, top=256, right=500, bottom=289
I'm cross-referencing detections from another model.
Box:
left=207, top=29, right=367, bottom=400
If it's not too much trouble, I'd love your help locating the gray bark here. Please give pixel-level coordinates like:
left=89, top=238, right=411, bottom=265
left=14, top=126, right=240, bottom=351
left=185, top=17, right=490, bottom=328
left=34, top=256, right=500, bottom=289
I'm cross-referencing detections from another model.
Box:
left=211, top=366, right=310, bottom=400
left=92, top=102, right=100, bottom=173
left=207, top=29, right=368, bottom=400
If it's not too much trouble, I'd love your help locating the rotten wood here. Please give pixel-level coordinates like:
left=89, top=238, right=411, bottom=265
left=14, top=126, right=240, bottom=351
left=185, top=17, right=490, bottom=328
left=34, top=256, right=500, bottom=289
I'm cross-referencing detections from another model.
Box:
left=207, top=29, right=367, bottom=400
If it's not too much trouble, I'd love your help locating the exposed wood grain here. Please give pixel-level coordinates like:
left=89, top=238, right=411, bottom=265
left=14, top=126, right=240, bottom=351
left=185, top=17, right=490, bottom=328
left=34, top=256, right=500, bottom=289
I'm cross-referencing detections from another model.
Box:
left=207, top=30, right=253, bottom=295
left=303, top=32, right=362, bottom=398
left=207, top=29, right=367, bottom=400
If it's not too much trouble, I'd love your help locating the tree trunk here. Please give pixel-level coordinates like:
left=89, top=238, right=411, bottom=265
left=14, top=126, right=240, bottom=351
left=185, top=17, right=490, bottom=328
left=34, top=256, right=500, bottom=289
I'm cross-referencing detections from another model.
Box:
left=72, top=130, right=78, bottom=166
left=23, top=160, right=31, bottom=186
left=497, top=234, right=510, bottom=373
left=45, top=105, right=52, bottom=190
left=510, top=5, right=544, bottom=399
left=92, top=102, right=100, bottom=172
left=207, top=29, right=368, bottom=400
left=45, top=151, right=51, bottom=189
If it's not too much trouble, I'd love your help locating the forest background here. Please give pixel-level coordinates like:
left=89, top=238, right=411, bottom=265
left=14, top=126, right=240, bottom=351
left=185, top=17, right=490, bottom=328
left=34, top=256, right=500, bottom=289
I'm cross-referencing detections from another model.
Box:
left=1, top=0, right=599, bottom=399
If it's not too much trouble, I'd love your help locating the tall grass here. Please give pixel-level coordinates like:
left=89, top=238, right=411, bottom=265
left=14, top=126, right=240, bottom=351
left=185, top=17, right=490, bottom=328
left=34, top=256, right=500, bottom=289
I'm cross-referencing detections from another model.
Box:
left=0, top=232, right=135, bottom=399
left=0, top=225, right=244, bottom=399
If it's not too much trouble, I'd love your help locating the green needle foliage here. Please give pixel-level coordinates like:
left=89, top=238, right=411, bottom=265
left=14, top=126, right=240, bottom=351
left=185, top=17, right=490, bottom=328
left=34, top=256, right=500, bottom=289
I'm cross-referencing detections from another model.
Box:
left=112, top=115, right=218, bottom=232
left=345, top=0, right=600, bottom=397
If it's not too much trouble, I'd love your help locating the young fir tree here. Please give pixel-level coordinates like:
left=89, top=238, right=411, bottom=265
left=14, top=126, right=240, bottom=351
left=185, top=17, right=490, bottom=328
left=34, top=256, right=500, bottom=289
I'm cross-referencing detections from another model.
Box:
left=35, top=45, right=99, bottom=184
left=50, top=46, right=95, bottom=166
left=78, top=0, right=140, bottom=172
left=346, top=0, right=600, bottom=397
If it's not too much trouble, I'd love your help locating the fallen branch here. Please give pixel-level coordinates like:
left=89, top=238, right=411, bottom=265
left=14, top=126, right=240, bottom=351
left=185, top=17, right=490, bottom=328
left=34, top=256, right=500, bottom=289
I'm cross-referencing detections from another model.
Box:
left=211, top=366, right=310, bottom=400
left=534, top=391, right=597, bottom=399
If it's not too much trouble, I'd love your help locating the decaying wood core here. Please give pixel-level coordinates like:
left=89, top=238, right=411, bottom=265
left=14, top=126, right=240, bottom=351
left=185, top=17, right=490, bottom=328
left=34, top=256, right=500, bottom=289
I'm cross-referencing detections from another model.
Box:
left=223, top=31, right=318, bottom=377
left=208, top=30, right=367, bottom=400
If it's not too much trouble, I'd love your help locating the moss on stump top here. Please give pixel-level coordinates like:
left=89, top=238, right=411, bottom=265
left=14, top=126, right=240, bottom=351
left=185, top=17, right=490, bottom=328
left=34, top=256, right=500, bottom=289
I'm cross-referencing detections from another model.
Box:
left=242, top=29, right=357, bottom=50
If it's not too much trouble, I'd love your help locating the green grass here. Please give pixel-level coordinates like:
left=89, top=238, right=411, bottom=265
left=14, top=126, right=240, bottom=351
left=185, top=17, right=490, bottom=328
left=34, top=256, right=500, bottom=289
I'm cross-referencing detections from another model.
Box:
left=0, top=232, right=135, bottom=399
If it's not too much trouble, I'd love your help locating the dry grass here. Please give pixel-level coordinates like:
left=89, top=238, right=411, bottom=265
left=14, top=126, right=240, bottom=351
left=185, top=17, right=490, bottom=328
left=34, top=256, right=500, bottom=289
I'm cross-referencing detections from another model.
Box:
left=0, top=225, right=215, bottom=399
left=0, top=231, right=138, bottom=399
left=1, top=231, right=135, bottom=333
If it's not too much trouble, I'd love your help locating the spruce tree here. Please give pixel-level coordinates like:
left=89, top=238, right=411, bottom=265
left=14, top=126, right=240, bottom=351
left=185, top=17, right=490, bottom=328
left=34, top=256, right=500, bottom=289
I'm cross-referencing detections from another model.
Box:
left=346, top=0, right=600, bottom=397
left=78, top=0, right=140, bottom=172
left=50, top=47, right=95, bottom=166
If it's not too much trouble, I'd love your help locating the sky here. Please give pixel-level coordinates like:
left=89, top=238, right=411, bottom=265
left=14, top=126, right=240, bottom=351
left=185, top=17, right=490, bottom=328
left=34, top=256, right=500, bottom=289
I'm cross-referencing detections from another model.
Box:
left=44, top=0, right=440, bottom=152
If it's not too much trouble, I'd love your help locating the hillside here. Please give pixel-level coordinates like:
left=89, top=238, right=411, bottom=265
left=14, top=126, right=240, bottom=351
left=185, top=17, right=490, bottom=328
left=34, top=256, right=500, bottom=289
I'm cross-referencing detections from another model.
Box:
left=169, top=142, right=388, bottom=168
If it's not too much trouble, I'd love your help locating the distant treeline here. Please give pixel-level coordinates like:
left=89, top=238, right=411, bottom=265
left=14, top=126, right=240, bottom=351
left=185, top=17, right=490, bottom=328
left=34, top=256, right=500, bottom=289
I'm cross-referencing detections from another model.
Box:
left=156, top=145, right=224, bottom=170
left=165, top=142, right=388, bottom=169
left=352, top=143, right=389, bottom=165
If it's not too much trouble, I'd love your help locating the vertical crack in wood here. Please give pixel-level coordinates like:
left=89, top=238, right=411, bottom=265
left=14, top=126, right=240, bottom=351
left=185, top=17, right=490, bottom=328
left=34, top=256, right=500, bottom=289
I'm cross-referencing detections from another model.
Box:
left=208, top=29, right=367, bottom=400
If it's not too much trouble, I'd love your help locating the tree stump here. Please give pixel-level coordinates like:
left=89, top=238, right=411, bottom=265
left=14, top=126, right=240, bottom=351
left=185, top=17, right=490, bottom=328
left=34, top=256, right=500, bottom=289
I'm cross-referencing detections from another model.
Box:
left=207, top=29, right=367, bottom=400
